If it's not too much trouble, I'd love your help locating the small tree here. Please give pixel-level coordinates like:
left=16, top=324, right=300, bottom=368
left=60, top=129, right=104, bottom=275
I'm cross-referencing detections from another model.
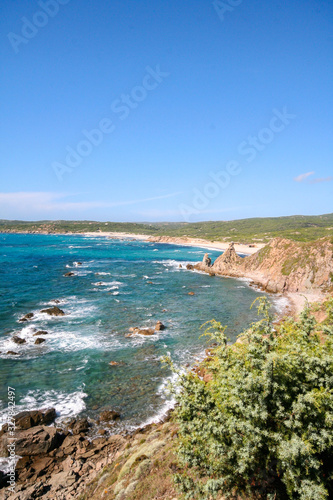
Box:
left=171, top=297, right=333, bottom=499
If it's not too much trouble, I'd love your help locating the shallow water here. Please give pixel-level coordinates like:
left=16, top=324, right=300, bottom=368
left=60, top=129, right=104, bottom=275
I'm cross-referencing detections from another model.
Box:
left=0, top=233, right=276, bottom=433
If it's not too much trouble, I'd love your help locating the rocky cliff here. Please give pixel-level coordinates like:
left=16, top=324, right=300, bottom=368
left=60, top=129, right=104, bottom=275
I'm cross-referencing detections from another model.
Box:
left=195, top=238, right=333, bottom=293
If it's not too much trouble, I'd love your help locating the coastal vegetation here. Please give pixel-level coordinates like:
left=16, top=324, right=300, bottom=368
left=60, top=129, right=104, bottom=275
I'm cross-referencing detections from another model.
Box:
left=1, top=213, right=333, bottom=243
left=80, top=297, right=333, bottom=500
left=168, top=297, right=333, bottom=499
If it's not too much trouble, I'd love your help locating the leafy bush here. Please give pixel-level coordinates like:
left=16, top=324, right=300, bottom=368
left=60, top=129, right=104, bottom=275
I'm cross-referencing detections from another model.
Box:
left=169, top=298, right=333, bottom=499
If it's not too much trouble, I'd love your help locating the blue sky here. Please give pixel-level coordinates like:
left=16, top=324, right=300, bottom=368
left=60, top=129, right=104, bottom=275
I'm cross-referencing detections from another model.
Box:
left=0, top=0, right=332, bottom=222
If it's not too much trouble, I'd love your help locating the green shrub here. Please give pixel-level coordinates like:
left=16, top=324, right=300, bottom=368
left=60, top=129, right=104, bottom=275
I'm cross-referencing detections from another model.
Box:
left=168, top=298, right=333, bottom=499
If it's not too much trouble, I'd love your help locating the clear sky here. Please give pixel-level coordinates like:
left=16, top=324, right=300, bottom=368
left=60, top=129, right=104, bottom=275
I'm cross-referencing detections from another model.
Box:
left=1, top=0, right=332, bottom=222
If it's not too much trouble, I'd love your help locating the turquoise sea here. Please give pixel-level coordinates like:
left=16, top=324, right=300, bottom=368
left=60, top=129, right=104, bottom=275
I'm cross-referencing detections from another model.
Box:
left=0, top=234, right=281, bottom=434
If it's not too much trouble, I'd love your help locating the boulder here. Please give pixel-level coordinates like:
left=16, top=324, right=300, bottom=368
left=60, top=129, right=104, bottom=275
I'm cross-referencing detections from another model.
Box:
left=12, top=336, right=26, bottom=344
left=155, top=321, right=165, bottom=331
left=137, top=329, right=155, bottom=336
left=1, top=426, right=63, bottom=457
left=14, top=409, right=56, bottom=430
left=19, top=313, right=34, bottom=322
left=128, top=327, right=155, bottom=336
left=40, top=306, right=65, bottom=316
left=186, top=264, right=194, bottom=270
left=67, top=417, right=90, bottom=435
left=100, top=410, right=120, bottom=422
left=35, top=338, right=46, bottom=345
left=33, top=330, right=48, bottom=336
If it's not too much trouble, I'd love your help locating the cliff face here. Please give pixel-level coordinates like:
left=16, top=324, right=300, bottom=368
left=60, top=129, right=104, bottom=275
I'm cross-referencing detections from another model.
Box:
left=195, top=238, right=333, bottom=293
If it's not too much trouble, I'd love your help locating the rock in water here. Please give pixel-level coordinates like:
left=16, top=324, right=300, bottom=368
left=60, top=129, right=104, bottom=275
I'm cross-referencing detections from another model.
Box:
left=40, top=306, right=65, bottom=316
left=202, top=253, right=212, bottom=267
left=64, top=272, right=75, bottom=277
left=155, top=321, right=165, bottom=331
left=35, top=338, right=46, bottom=345
left=99, top=410, right=120, bottom=422
left=12, top=335, right=26, bottom=344
left=67, top=417, right=90, bottom=435
left=19, top=312, right=34, bottom=322
left=33, top=330, right=48, bottom=336
left=186, top=264, right=194, bottom=270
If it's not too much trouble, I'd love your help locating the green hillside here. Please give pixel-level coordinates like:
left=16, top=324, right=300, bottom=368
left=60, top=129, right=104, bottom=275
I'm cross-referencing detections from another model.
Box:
left=1, top=213, right=333, bottom=243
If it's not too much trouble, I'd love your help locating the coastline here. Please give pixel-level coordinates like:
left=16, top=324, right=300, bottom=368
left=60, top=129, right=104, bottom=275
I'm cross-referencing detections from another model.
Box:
left=81, top=231, right=265, bottom=256
left=2, top=231, right=322, bottom=316
left=1, top=233, right=328, bottom=498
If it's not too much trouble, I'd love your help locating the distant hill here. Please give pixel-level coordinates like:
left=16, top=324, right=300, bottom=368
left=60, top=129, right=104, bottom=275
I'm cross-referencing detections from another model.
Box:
left=0, top=213, right=333, bottom=243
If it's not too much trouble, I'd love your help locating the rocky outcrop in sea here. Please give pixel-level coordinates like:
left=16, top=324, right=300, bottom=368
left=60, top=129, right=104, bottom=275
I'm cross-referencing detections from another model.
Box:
left=194, top=238, right=333, bottom=294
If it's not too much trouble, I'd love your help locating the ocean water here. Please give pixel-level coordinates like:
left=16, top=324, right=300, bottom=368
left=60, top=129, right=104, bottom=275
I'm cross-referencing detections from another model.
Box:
left=0, top=234, right=278, bottom=433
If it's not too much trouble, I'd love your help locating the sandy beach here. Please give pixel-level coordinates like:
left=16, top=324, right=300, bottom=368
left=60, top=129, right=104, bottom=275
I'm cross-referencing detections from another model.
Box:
left=82, top=231, right=326, bottom=316
left=81, top=231, right=265, bottom=255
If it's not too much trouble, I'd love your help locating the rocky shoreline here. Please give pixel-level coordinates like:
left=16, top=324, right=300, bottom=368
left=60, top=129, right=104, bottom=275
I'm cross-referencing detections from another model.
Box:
left=0, top=407, right=148, bottom=499
left=193, top=239, right=333, bottom=314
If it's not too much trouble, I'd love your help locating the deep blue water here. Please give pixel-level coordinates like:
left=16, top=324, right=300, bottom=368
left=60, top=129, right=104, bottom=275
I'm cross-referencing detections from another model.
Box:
left=0, top=233, right=275, bottom=433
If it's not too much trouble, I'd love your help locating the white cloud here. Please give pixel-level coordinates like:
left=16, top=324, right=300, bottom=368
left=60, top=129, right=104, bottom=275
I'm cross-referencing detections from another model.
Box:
left=309, top=176, right=332, bottom=184
left=293, top=172, right=332, bottom=184
left=0, top=191, right=183, bottom=217
left=294, top=171, right=315, bottom=182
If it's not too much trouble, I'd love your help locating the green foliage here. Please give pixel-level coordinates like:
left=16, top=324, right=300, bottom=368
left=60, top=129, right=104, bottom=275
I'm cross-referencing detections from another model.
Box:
left=1, top=213, right=333, bottom=243
left=172, top=298, right=333, bottom=499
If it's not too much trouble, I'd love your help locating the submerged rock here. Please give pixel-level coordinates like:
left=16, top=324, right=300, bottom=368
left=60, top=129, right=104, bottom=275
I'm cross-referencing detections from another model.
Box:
left=6, top=351, right=19, bottom=355
left=40, top=306, right=65, bottom=316
left=137, top=329, right=155, bottom=336
left=188, top=292, right=195, bottom=296
left=128, top=327, right=155, bottom=336
left=64, top=271, right=75, bottom=277
left=100, top=410, right=120, bottom=422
